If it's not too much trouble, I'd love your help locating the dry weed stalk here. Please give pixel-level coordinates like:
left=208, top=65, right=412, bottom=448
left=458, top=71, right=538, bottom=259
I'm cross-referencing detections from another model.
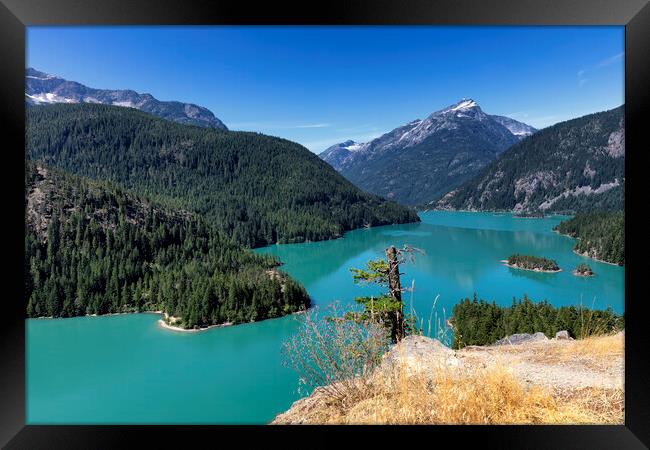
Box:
left=282, top=303, right=390, bottom=404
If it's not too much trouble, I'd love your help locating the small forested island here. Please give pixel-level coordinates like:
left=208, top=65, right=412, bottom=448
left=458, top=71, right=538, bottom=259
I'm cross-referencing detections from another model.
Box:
left=503, top=254, right=560, bottom=272
left=554, top=211, right=624, bottom=266
left=573, top=263, right=594, bottom=277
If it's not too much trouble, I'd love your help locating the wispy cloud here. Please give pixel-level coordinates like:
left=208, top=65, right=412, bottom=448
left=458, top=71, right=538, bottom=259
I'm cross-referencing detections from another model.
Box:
left=577, top=69, right=589, bottom=88
left=292, top=123, right=331, bottom=129
left=505, top=111, right=529, bottom=120
left=529, top=115, right=560, bottom=126
left=503, top=111, right=561, bottom=129
left=335, top=123, right=379, bottom=133
left=228, top=121, right=331, bottom=130
left=577, top=51, right=624, bottom=88
left=596, top=52, right=624, bottom=68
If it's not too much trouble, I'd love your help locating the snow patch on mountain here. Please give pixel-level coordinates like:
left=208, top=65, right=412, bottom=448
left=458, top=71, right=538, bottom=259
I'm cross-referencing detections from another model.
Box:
left=112, top=101, right=136, bottom=108
left=446, top=99, right=478, bottom=111
left=26, top=92, right=77, bottom=104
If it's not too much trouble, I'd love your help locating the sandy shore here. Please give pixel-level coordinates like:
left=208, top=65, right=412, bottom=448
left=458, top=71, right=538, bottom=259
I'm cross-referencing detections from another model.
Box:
left=33, top=308, right=308, bottom=332
left=157, top=311, right=234, bottom=333
left=157, top=319, right=233, bottom=333
left=86, top=310, right=163, bottom=318
left=501, top=260, right=562, bottom=273
left=158, top=307, right=309, bottom=332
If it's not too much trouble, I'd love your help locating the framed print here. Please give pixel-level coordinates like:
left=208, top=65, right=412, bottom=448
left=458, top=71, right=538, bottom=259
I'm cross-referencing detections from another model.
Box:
left=1, top=0, right=649, bottom=448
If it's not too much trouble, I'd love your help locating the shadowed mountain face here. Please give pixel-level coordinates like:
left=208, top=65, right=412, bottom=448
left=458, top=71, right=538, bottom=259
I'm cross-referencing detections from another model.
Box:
left=435, top=106, right=624, bottom=214
left=319, top=99, right=536, bottom=206
left=26, top=68, right=228, bottom=130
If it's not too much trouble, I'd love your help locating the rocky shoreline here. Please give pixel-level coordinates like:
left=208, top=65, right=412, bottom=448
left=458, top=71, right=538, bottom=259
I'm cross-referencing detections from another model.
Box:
left=501, top=260, right=562, bottom=273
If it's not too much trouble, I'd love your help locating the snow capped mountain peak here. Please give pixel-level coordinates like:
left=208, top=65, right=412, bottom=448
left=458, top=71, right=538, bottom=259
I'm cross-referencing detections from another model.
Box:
left=449, top=98, right=478, bottom=111
left=320, top=99, right=538, bottom=201
left=26, top=67, right=60, bottom=81
left=436, top=99, right=484, bottom=118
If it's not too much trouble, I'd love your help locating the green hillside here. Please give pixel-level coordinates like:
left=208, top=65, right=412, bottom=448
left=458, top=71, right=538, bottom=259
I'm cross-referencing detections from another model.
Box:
left=26, top=104, right=418, bottom=248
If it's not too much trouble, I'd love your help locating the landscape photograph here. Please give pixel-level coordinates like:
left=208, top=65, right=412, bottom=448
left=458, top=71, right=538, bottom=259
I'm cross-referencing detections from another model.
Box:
left=25, top=26, right=625, bottom=425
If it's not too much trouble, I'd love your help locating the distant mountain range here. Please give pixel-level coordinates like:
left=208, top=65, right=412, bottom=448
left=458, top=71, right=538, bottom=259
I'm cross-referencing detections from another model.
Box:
left=435, top=106, right=624, bottom=213
left=319, top=99, right=536, bottom=206
left=26, top=68, right=228, bottom=130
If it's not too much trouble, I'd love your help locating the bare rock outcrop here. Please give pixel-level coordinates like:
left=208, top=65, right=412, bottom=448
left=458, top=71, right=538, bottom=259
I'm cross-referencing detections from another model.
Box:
left=493, top=332, right=548, bottom=346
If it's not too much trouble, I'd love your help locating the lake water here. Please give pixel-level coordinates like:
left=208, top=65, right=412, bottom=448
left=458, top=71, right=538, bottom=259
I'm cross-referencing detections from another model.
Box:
left=26, top=211, right=624, bottom=424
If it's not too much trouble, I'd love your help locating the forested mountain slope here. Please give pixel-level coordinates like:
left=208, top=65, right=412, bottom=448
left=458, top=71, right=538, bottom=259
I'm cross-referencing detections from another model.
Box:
left=435, top=106, right=624, bottom=213
left=25, top=161, right=310, bottom=327
left=26, top=104, right=418, bottom=248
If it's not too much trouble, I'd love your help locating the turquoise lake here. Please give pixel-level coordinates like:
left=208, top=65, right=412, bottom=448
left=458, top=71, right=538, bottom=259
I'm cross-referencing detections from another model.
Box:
left=26, top=211, right=624, bottom=424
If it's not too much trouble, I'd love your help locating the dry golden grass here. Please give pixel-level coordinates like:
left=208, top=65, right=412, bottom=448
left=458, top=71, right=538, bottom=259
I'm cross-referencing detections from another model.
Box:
left=275, top=334, right=625, bottom=425
left=311, top=364, right=622, bottom=424
left=520, top=332, right=624, bottom=369
left=467, top=332, right=623, bottom=359
left=555, top=332, right=624, bottom=358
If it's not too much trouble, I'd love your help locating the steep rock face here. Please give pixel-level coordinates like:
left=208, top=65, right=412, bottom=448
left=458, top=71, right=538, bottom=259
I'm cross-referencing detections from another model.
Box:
left=492, top=332, right=549, bottom=346
left=320, top=99, right=536, bottom=205
left=25, top=162, right=190, bottom=243
left=26, top=68, right=228, bottom=130
left=435, top=106, right=624, bottom=213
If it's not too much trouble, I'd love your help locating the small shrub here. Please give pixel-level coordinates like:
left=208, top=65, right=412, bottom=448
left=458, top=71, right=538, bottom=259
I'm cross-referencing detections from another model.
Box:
left=281, top=303, right=391, bottom=403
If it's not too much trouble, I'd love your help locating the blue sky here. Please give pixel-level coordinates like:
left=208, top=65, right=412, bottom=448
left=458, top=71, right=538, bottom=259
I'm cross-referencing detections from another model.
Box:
left=27, top=26, right=624, bottom=153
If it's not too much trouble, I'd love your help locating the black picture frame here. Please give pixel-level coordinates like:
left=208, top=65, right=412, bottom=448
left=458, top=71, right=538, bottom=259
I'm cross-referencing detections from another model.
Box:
left=1, top=0, right=648, bottom=448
